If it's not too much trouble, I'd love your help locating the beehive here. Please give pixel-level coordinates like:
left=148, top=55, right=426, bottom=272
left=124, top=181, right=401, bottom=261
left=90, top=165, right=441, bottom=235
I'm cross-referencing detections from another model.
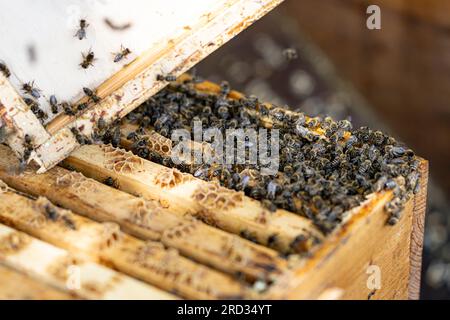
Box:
left=0, top=76, right=428, bottom=300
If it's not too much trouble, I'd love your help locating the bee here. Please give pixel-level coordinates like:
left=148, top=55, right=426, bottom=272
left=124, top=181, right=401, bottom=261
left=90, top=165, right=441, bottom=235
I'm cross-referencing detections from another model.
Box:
left=24, top=134, right=32, bottom=145
left=22, top=81, right=41, bottom=99
left=71, top=127, right=90, bottom=145
left=220, top=81, right=230, bottom=96
left=111, top=126, right=121, bottom=147
left=23, top=97, right=39, bottom=110
left=83, top=87, right=101, bottom=103
left=49, top=95, right=58, bottom=114
left=77, top=103, right=88, bottom=111
left=74, top=19, right=89, bottom=40
left=127, top=131, right=138, bottom=141
left=104, top=177, right=118, bottom=188
left=0, top=61, right=11, bottom=78
left=62, top=215, right=77, bottom=230
left=24, top=97, right=47, bottom=122
left=61, top=102, right=75, bottom=116
left=267, top=234, right=278, bottom=248
left=97, top=117, right=107, bottom=130
left=80, top=49, right=95, bottom=69
left=43, top=204, right=59, bottom=221
left=113, top=45, right=132, bottom=63
left=156, top=74, right=176, bottom=82
left=283, top=48, right=298, bottom=61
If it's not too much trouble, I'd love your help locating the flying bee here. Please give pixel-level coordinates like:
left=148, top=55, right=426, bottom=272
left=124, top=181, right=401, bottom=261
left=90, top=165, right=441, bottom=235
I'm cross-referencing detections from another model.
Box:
left=83, top=87, right=101, bottom=103
left=74, top=19, right=89, bottom=40
left=80, top=49, right=95, bottom=69
left=22, top=81, right=41, bottom=99
left=282, top=48, right=298, bottom=61
left=113, top=45, right=131, bottom=63
left=0, top=61, right=11, bottom=78
left=49, top=95, right=58, bottom=114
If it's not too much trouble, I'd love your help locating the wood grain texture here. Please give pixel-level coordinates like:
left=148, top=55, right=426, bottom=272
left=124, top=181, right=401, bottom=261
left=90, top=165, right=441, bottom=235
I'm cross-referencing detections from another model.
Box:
left=0, top=189, right=250, bottom=300
left=0, top=223, right=177, bottom=300
left=408, top=159, right=428, bottom=299
left=0, top=145, right=286, bottom=282
left=0, top=264, right=73, bottom=300
left=267, top=191, right=414, bottom=299
left=63, top=144, right=323, bottom=254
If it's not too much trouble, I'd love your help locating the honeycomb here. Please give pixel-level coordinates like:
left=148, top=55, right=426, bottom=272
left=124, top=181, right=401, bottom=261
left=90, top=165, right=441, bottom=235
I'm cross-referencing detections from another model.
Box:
left=146, top=132, right=172, bottom=156
left=101, top=145, right=143, bottom=174
left=192, top=182, right=244, bottom=211
left=154, top=168, right=191, bottom=189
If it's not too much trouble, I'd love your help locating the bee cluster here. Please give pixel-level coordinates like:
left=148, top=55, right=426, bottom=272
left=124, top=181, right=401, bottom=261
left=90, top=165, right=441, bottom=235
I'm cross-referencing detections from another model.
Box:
left=121, top=77, right=421, bottom=233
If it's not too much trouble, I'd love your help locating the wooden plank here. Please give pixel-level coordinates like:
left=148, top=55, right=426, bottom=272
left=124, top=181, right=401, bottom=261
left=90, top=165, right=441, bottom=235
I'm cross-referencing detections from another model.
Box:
left=0, top=144, right=287, bottom=281
left=0, top=184, right=251, bottom=299
left=266, top=190, right=415, bottom=299
left=62, top=144, right=324, bottom=254
left=0, top=223, right=176, bottom=300
left=408, top=160, right=428, bottom=299
left=0, top=264, right=74, bottom=300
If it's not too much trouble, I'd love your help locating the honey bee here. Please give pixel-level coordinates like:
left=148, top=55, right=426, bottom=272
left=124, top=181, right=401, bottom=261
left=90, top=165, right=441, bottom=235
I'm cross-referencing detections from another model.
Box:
left=0, top=61, right=11, bottom=78
left=22, top=81, right=41, bottom=99
left=156, top=74, right=176, bottom=82
left=83, top=87, right=101, bottom=103
left=49, top=95, right=58, bottom=114
left=113, top=45, right=132, bottom=63
left=80, top=49, right=95, bottom=69
left=61, top=102, right=75, bottom=116
left=74, top=19, right=89, bottom=40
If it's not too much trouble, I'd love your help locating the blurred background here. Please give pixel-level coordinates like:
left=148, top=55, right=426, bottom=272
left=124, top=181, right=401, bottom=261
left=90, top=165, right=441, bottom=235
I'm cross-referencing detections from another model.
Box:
left=196, top=0, right=450, bottom=299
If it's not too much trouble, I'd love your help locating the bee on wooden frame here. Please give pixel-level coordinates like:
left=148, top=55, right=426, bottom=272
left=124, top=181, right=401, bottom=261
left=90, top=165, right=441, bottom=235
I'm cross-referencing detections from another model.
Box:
left=22, top=81, right=41, bottom=99
left=49, top=95, right=59, bottom=114
left=83, top=87, right=101, bottom=103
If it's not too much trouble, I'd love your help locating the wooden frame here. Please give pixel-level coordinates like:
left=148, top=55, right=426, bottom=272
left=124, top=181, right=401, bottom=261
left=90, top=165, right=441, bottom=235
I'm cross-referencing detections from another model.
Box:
left=0, top=72, right=428, bottom=300
left=0, top=0, right=283, bottom=174
left=0, top=144, right=286, bottom=282
left=0, top=179, right=252, bottom=300
left=0, top=223, right=176, bottom=300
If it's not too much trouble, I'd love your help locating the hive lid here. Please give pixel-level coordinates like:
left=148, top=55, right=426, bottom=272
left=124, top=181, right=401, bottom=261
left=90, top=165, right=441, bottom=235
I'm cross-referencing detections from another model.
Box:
left=0, top=0, right=282, bottom=173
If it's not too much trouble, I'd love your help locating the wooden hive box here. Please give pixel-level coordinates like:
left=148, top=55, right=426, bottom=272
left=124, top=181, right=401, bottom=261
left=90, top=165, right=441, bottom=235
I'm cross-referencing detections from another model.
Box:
left=0, top=76, right=428, bottom=300
left=0, top=0, right=427, bottom=300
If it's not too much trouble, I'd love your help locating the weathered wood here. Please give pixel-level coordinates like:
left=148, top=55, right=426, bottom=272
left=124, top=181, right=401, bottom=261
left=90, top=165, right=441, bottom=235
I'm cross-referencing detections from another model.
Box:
left=0, top=264, right=74, bottom=300
left=0, top=144, right=287, bottom=281
left=266, top=190, right=416, bottom=299
left=0, top=73, right=50, bottom=165
left=408, top=160, right=429, bottom=299
left=0, top=223, right=176, bottom=300
left=0, top=184, right=251, bottom=299
left=62, top=144, right=324, bottom=254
